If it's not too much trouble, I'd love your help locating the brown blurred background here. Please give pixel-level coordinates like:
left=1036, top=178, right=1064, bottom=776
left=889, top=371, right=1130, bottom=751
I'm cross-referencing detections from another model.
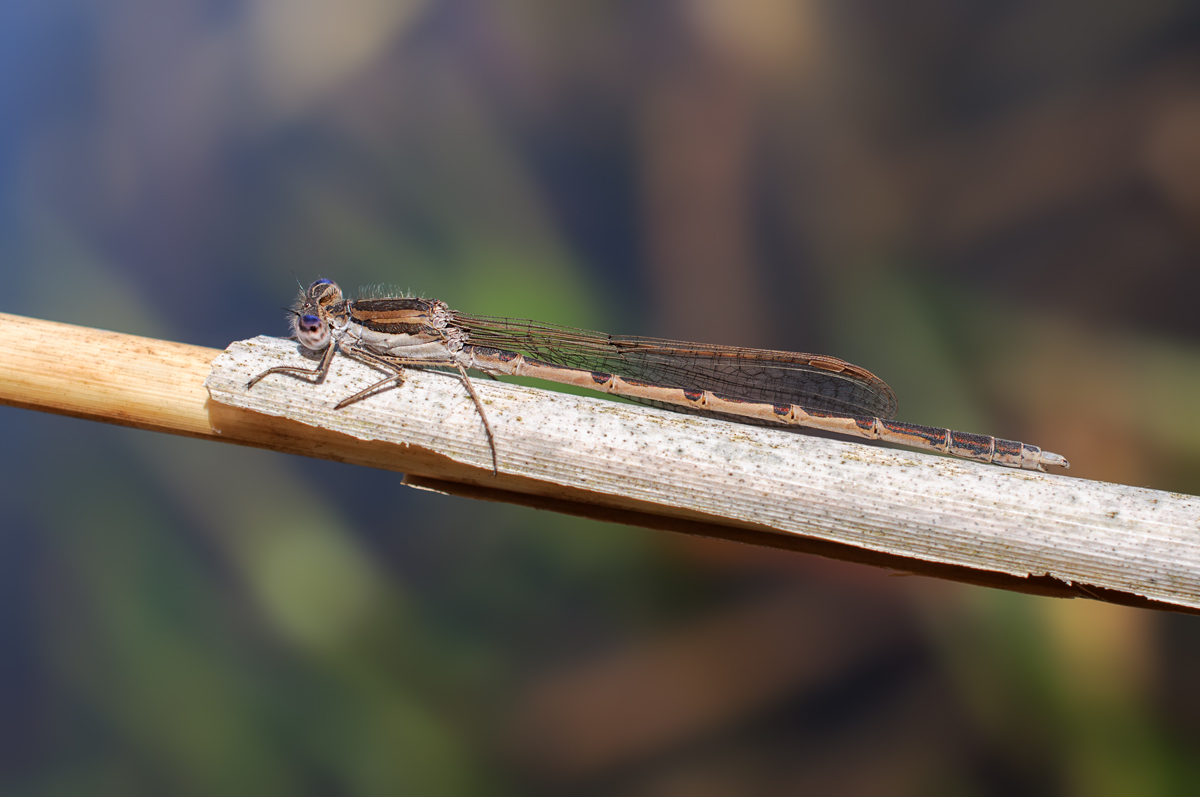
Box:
left=1, top=0, right=1199, bottom=794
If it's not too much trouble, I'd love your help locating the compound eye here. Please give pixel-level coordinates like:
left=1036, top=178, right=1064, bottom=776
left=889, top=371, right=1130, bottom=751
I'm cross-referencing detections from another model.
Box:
left=307, top=278, right=343, bottom=306
left=295, top=313, right=331, bottom=350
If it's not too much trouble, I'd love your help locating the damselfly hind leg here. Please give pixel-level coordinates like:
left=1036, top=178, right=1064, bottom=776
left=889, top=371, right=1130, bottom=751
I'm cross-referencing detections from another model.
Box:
left=451, top=361, right=499, bottom=476
left=338, top=346, right=500, bottom=476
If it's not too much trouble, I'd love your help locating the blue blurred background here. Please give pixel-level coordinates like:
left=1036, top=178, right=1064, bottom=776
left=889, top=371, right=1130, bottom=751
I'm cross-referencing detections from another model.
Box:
left=2, top=1, right=1200, bottom=793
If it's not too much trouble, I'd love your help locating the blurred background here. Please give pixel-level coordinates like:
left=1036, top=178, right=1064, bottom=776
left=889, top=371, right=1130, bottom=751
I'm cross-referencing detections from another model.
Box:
left=1, top=0, right=1199, bottom=794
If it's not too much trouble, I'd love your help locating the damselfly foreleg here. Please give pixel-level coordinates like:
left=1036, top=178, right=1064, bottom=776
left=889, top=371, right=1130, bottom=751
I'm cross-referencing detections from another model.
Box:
left=246, top=339, right=339, bottom=390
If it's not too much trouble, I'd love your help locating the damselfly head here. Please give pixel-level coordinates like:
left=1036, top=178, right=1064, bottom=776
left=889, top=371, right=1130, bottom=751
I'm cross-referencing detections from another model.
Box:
left=293, top=312, right=331, bottom=350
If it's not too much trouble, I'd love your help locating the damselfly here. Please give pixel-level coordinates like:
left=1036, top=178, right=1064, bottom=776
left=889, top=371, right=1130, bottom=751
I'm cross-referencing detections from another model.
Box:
left=248, top=279, right=1070, bottom=475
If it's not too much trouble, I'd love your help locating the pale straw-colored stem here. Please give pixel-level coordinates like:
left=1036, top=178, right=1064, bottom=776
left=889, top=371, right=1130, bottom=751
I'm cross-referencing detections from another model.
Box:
left=2, top=311, right=1198, bottom=613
